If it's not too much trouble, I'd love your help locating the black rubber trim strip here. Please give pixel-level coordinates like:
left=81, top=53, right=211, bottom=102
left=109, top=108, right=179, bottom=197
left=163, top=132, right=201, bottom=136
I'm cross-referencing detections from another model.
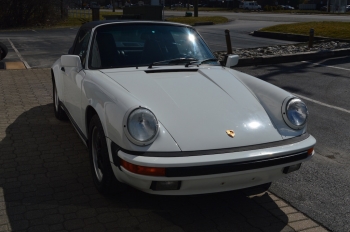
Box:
left=60, top=102, right=88, bottom=144
left=119, top=133, right=310, bottom=157
left=0, top=62, right=5, bottom=69
left=165, top=151, right=308, bottom=177
left=145, top=69, right=198, bottom=73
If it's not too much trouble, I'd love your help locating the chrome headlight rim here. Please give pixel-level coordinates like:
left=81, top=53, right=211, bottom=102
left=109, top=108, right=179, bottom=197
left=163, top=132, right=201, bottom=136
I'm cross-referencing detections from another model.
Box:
left=282, top=96, right=308, bottom=130
left=123, top=106, right=159, bottom=146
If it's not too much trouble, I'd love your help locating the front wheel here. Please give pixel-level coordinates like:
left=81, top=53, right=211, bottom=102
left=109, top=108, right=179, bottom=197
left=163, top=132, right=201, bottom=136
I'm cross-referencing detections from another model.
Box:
left=88, top=115, right=125, bottom=194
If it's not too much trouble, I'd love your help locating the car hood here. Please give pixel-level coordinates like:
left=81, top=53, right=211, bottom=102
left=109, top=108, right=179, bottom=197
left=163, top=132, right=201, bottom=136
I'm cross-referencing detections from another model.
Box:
left=103, top=67, right=283, bottom=151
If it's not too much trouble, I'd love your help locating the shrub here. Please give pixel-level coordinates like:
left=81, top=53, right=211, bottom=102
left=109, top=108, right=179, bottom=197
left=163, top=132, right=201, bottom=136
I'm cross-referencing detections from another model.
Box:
left=264, top=5, right=270, bottom=11
left=0, top=0, right=64, bottom=29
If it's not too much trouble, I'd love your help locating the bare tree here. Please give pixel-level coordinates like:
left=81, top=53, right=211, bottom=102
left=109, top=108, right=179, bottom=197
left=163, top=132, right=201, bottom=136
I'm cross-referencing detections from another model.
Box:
left=194, top=0, right=198, bottom=17
left=111, top=0, right=116, bottom=12
left=0, top=0, right=62, bottom=29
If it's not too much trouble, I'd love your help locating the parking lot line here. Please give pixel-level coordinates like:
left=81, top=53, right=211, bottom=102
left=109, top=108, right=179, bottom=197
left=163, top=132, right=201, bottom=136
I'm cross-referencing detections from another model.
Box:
left=294, top=93, right=350, bottom=114
left=7, top=38, right=31, bottom=69
left=302, top=61, right=350, bottom=72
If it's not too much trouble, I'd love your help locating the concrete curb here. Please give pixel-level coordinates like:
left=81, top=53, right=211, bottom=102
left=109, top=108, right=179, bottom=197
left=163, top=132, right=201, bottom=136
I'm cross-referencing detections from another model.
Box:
left=251, top=31, right=350, bottom=43
left=0, top=61, right=27, bottom=70
left=235, top=48, right=350, bottom=67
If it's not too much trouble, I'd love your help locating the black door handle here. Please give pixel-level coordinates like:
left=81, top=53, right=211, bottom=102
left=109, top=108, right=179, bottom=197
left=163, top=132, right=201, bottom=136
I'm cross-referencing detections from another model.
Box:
left=61, top=67, right=65, bottom=72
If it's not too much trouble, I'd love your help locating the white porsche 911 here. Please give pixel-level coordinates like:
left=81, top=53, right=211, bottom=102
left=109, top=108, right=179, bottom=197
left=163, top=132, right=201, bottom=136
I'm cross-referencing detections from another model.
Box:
left=51, top=20, right=316, bottom=195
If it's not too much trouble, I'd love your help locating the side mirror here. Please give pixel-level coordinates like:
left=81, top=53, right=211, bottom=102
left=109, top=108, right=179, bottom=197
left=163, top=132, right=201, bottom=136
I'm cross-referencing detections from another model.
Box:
left=61, top=55, right=82, bottom=69
left=225, top=55, right=239, bottom=68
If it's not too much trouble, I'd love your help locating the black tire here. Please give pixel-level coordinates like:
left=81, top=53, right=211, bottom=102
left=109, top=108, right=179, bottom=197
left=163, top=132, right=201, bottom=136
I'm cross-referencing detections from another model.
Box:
left=53, top=80, right=68, bottom=120
left=0, top=42, right=8, bottom=60
left=88, top=114, right=124, bottom=194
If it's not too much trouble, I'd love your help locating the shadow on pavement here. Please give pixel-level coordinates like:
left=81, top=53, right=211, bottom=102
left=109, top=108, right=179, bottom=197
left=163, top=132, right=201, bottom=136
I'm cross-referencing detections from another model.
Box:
left=0, top=104, right=291, bottom=231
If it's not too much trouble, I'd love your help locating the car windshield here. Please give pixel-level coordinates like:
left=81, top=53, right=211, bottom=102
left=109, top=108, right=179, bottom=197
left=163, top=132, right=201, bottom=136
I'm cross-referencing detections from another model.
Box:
left=89, top=23, right=218, bottom=69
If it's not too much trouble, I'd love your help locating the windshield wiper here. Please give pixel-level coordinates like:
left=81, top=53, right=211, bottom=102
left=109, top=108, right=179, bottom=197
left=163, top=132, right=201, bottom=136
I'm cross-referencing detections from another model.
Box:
left=148, top=58, right=198, bottom=68
left=184, top=58, right=219, bottom=67
left=200, top=58, right=219, bottom=64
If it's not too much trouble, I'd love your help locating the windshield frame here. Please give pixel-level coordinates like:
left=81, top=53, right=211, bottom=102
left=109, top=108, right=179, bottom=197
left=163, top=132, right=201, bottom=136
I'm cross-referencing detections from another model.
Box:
left=87, top=22, right=217, bottom=70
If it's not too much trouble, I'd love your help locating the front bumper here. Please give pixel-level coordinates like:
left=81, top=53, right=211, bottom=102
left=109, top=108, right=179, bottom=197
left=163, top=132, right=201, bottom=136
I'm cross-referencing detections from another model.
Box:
left=107, top=134, right=316, bottom=195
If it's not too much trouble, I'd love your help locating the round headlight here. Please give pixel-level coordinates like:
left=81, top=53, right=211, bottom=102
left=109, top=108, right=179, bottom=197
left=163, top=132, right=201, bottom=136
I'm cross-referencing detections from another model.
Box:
left=125, top=107, right=159, bottom=145
left=282, top=98, right=308, bottom=130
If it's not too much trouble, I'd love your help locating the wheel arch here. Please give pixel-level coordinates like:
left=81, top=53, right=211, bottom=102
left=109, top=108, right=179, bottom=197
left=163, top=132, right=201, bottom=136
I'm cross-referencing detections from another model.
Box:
left=84, top=104, right=109, bottom=145
left=51, top=60, right=64, bottom=101
left=51, top=69, right=54, bottom=82
left=85, top=105, right=98, bottom=137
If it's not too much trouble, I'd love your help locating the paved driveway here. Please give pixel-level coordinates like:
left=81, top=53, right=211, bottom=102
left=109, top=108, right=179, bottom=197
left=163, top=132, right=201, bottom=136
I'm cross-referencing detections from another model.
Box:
left=0, top=69, right=326, bottom=231
left=236, top=56, right=350, bottom=232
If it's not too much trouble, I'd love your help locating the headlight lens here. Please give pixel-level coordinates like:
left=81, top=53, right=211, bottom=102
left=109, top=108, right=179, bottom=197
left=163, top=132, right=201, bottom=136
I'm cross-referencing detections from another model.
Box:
left=282, top=98, right=308, bottom=130
left=286, top=98, right=308, bottom=126
left=127, top=108, right=159, bottom=144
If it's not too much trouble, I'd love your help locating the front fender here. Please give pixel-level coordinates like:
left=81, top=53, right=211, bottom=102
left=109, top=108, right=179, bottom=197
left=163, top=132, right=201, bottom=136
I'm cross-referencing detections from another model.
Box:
left=82, top=70, right=180, bottom=152
left=229, top=69, right=307, bottom=139
left=51, top=59, right=64, bottom=102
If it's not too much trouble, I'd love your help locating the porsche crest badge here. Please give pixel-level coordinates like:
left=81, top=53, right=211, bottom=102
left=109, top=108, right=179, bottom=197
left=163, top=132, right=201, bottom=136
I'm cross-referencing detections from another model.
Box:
left=226, top=130, right=235, bottom=138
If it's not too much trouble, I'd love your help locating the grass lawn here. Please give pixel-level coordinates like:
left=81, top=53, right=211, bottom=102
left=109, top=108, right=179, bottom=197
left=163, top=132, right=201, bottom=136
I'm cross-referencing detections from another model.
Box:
left=166, top=16, right=228, bottom=26
left=260, top=21, right=350, bottom=39
left=165, top=7, right=240, bottom=12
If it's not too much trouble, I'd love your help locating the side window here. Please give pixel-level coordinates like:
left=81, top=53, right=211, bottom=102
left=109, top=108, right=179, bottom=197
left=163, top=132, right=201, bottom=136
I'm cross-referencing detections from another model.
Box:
left=73, top=29, right=92, bottom=67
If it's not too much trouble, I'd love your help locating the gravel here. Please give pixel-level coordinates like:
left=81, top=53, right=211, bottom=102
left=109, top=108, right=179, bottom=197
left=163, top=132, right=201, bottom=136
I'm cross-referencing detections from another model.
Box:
left=214, top=41, right=350, bottom=61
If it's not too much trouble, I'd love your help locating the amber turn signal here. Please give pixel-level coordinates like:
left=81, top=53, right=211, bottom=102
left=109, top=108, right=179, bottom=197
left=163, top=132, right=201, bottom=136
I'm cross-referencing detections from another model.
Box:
left=307, top=147, right=314, bottom=156
left=121, top=159, right=166, bottom=176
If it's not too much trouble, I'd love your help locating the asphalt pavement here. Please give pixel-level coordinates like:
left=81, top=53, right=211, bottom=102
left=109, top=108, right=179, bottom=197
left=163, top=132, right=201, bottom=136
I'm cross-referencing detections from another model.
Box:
left=235, top=56, right=350, bottom=232
left=0, top=28, right=78, bottom=68
left=195, top=20, right=295, bottom=51
left=164, top=10, right=350, bottom=22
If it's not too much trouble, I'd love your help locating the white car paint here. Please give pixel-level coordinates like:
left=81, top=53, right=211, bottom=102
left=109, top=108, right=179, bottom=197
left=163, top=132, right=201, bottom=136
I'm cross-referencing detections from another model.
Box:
left=104, top=67, right=283, bottom=151
left=52, top=21, right=315, bottom=195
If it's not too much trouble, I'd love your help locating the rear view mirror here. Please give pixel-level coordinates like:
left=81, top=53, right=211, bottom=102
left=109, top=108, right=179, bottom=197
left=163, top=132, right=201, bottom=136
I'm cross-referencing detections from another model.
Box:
left=225, top=55, right=239, bottom=68
left=61, top=55, right=82, bottom=68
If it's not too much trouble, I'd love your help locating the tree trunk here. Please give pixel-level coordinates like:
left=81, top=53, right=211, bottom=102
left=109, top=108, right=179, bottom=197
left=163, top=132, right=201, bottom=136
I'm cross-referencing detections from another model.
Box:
left=61, top=0, right=64, bottom=19
left=112, top=0, right=116, bottom=12
left=194, top=0, right=198, bottom=17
